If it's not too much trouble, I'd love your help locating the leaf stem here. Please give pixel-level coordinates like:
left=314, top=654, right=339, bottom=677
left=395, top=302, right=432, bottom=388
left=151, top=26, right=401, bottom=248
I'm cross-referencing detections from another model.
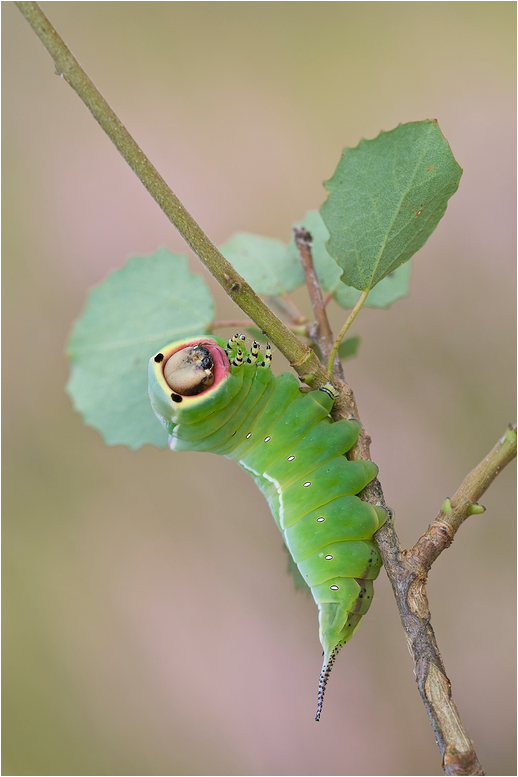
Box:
left=326, top=289, right=369, bottom=376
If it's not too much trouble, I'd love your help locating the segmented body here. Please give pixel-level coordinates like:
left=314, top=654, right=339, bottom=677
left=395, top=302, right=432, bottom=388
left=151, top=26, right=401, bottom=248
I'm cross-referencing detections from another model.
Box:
left=148, top=335, right=386, bottom=719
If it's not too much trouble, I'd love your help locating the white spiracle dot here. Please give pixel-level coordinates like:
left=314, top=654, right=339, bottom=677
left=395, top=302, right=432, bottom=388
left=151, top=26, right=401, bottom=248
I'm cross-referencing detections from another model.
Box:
left=303, top=481, right=311, bottom=488
left=330, top=585, right=339, bottom=591
left=325, top=555, right=333, bottom=560
left=246, top=433, right=252, bottom=439
left=264, top=436, right=271, bottom=442
left=287, top=456, right=295, bottom=461
left=317, top=517, right=325, bottom=522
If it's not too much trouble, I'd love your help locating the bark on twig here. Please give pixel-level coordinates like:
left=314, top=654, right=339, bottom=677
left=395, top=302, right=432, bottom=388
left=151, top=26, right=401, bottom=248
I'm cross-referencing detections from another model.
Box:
left=293, top=226, right=336, bottom=365
left=310, top=315, right=516, bottom=775
left=374, top=426, right=516, bottom=775
left=410, top=425, right=518, bottom=572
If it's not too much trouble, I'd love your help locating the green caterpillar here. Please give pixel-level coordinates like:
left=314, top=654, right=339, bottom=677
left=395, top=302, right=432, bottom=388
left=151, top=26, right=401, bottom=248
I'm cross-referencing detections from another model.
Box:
left=148, top=334, right=387, bottom=720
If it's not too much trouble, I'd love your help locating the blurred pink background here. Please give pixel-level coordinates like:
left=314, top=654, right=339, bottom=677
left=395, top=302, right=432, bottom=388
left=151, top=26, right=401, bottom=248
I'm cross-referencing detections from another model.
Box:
left=3, top=3, right=516, bottom=775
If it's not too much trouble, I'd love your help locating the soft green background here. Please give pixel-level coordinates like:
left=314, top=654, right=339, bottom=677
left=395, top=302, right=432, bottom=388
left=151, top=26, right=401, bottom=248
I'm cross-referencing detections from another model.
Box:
left=3, top=3, right=516, bottom=775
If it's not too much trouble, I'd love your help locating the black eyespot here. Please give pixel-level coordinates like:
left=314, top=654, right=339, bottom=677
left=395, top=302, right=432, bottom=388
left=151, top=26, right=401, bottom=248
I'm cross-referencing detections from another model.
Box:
left=171, top=393, right=182, bottom=403
left=154, top=353, right=164, bottom=362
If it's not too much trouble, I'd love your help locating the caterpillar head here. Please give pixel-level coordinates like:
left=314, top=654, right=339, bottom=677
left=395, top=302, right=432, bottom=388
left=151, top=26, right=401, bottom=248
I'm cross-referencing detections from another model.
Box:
left=163, top=344, right=215, bottom=396
left=148, top=337, right=231, bottom=432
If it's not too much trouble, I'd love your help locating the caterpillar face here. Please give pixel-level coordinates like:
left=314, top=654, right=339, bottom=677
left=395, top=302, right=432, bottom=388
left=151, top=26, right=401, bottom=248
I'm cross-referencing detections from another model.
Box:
left=150, top=338, right=231, bottom=422
left=163, top=344, right=215, bottom=396
left=148, top=333, right=387, bottom=721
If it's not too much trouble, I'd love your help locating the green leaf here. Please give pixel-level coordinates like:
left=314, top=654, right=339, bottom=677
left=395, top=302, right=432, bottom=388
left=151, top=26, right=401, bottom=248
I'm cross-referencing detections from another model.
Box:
left=337, top=336, right=360, bottom=361
left=320, top=120, right=463, bottom=291
left=333, top=261, right=411, bottom=309
left=289, top=211, right=411, bottom=309
left=67, top=248, right=215, bottom=449
left=220, top=232, right=304, bottom=295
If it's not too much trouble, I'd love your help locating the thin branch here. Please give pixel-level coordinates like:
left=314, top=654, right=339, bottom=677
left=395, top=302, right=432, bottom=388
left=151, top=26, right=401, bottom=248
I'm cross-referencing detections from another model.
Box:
left=15, top=1, right=326, bottom=386
left=293, top=226, right=336, bottom=364
left=375, top=516, right=485, bottom=776
left=409, top=425, right=517, bottom=572
left=375, top=426, right=516, bottom=775
left=291, top=229, right=371, bottom=446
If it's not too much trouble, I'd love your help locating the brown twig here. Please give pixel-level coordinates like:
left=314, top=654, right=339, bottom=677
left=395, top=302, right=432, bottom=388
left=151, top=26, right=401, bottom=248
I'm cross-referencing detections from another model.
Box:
left=409, top=425, right=517, bottom=572
left=293, top=226, right=337, bottom=365
left=292, top=227, right=371, bottom=456
left=375, top=426, right=517, bottom=775
left=291, top=225, right=372, bottom=453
